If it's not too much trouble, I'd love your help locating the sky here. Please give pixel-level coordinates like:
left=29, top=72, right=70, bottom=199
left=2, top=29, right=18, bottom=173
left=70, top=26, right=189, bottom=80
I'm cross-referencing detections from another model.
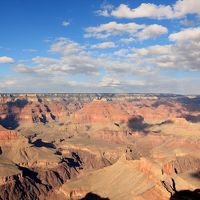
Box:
left=0, top=0, right=200, bottom=94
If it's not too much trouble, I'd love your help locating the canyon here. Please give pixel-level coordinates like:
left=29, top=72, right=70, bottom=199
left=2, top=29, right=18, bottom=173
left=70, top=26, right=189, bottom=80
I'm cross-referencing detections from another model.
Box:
left=0, top=93, right=200, bottom=200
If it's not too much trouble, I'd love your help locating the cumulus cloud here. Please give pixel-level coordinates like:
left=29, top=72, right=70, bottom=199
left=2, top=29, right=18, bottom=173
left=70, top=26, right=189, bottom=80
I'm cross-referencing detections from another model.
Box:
left=114, top=49, right=129, bottom=57
left=14, top=37, right=155, bottom=80
left=99, top=75, right=144, bottom=88
left=136, top=24, right=168, bottom=40
left=132, top=40, right=200, bottom=71
left=14, top=32, right=200, bottom=81
left=32, top=56, right=58, bottom=64
left=169, top=27, right=200, bottom=42
left=15, top=56, right=100, bottom=76
left=133, top=45, right=172, bottom=57
left=99, top=76, right=121, bottom=87
left=49, top=38, right=84, bottom=54
left=111, top=4, right=173, bottom=19
left=100, top=57, right=154, bottom=76
left=15, top=39, right=100, bottom=76
left=120, top=37, right=135, bottom=44
left=91, top=42, right=116, bottom=49
left=84, top=21, right=144, bottom=39
left=85, top=21, right=167, bottom=40
left=98, top=0, right=200, bottom=19
left=0, top=56, right=15, bottom=63
left=14, top=64, right=50, bottom=75
left=174, top=0, right=200, bottom=18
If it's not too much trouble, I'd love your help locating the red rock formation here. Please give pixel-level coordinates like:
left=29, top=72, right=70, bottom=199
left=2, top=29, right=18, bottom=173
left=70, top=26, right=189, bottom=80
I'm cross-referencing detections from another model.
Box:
left=72, top=100, right=130, bottom=124
left=0, top=125, right=18, bottom=140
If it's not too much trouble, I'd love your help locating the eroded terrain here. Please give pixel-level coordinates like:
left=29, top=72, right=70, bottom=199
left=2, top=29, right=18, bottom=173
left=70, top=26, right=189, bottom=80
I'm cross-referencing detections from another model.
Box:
left=0, top=93, right=200, bottom=200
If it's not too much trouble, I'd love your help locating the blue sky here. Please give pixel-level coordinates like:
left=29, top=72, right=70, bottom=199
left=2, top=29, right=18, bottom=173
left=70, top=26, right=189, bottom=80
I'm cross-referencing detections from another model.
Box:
left=0, top=0, right=200, bottom=94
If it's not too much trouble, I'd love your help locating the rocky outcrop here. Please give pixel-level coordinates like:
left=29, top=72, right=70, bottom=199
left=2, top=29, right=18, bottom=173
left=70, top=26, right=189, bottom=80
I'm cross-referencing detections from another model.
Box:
left=0, top=157, right=81, bottom=200
left=72, top=100, right=129, bottom=124
left=162, top=155, right=200, bottom=175
left=0, top=126, right=18, bottom=140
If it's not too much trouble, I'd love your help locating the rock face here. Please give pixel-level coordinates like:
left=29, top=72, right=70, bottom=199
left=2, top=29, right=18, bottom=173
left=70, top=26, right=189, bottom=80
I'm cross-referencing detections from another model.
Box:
left=0, top=125, right=18, bottom=140
left=0, top=93, right=200, bottom=200
left=72, top=100, right=129, bottom=124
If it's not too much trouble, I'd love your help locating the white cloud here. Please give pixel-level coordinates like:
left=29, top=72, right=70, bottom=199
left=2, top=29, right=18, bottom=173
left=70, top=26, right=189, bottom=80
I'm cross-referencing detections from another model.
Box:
left=0, top=56, right=15, bottom=63
left=169, top=27, right=200, bottom=42
left=99, top=0, right=200, bottom=19
left=101, top=58, right=154, bottom=76
left=91, top=42, right=116, bottom=49
left=49, top=38, right=84, bottom=55
left=114, top=49, right=129, bottom=57
left=174, top=0, right=200, bottom=18
left=133, top=45, right=171, bottom=56
left=122, top=25, right=200, bottom=72
left=99, top=76, right=121, bottom=87
left=62, top=20, right=70, bottom=27
left=120, top=37, right=135, bottom=44
left=99, top=75, right=144, bottom=88
left=136, top=24, right=168, bottom=40
left=15, top=38, right=100, bottom=76
left=15, top=56, right=100, bottom=76
left=14, top=37, right=155, bottom=79
left=84, top=21, right=145, bottom=38
left=1, top=74, right=200, bottom=94
left=111, top=3, right=173, bottom=19
left=15, top=64, right=35, bottom=73
left=4, top=79, right=17, bottom=86
left=15, top=64, right=51, bottom=75
left=132, top=39, right=200, bottom=71
left=85, top=21, right=167, bottom=40
left=32, top=56, right=58, bottom=64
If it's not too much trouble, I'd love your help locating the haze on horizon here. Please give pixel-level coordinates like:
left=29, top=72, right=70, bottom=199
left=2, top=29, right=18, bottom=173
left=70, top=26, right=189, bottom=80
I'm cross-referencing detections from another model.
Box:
left=0, top=0, right=200, bottom=94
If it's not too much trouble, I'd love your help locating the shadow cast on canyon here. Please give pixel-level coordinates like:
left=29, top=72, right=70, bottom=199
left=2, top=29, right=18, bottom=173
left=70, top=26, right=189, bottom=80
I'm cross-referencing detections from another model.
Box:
left=31, top=139, right=56, bottom=149
left=0, top=114, right=19, bottom=130
left=81, top=192, right=110, bottom=200
left=177, top=96, right=200, bottom=112
left=0, top=99, right=28, bottom=129
left=6, top=99, right=29, bottom=109
left=72, top=152, right=82, bottom=164
left=39, top=114, right=48, bottom=124
left=128, top=116, right=151, bottom=134
left=169, top=176, right=200, bottom=200
left=128, top=115, right=174, bottom=135
left=170, top=189, right=200, bottom=200
left=152, top=100, right=174, bottom=108
left=17, top=166, right=42, bottom=184
left=184, top=115, right=200, bottom=123
left=191, top=171, right=200, bottom=179
left=64, top=157, right=81, bottom=169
